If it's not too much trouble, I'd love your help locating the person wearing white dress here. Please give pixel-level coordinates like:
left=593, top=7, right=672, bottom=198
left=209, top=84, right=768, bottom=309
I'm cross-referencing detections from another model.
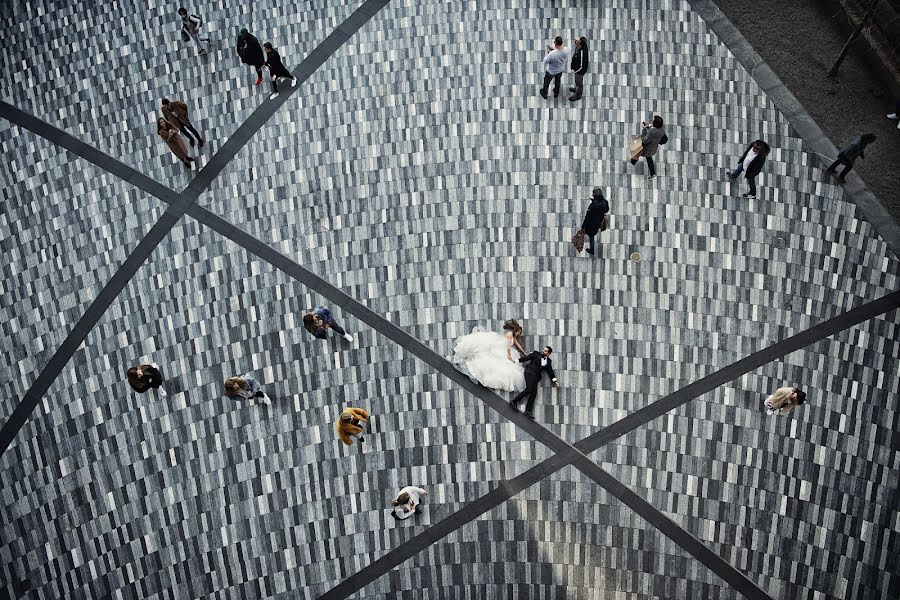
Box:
left=392, top=486, right=427, bottom=520
left=452, top=320, right=527, bottom=392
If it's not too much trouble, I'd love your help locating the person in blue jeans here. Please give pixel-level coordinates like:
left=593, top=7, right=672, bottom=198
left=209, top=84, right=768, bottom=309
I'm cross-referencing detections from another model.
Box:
left=727, top=140, right=770, bottom=199
left=303, top=307, right=354, bottom=341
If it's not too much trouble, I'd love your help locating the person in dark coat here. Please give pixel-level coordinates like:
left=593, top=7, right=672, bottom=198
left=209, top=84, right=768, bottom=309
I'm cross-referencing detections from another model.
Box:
left=568, top=36, right=589, bottom=101
left=727, top=139, right=770, bottom=199
left=236, top=28, right=265, bottom=86
left=303, top=307, right=354, bottom=342
left=263, top=42, right=297, bottom=99
left=127, top=363, right=167, bottom=396
left=509, top=346, right=559, bottom=420
left=826, top=133, right=876, bottom=182
left=581, top=187, right=610, bottom=256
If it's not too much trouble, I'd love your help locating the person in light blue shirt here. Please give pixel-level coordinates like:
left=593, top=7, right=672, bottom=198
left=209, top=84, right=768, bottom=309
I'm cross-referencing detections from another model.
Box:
left=540, top=36, right=572, bottom=99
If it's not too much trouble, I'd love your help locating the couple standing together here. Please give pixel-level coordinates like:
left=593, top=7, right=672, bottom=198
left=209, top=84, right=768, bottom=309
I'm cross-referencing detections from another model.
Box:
left=452, top=320, right=559, bottom=419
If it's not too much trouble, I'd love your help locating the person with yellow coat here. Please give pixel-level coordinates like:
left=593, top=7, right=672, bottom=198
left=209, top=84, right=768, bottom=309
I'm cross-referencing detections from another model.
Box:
left=337, top=407, right=369, bottom=445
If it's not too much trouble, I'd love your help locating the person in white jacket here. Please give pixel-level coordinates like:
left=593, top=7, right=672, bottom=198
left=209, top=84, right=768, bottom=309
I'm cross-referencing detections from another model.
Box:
left=391, top=486, right=427, bottom=520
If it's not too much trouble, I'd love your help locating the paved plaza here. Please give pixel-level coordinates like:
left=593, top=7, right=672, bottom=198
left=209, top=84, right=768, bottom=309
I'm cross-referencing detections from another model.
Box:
left=1, top=0, right=899, bottom=599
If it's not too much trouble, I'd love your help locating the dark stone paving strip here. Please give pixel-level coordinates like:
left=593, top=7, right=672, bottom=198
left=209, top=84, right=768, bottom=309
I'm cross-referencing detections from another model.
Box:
left=0, top=101, right=180, bottom=203
left=687, top=0, right=900, bottom=259
left=185, top=0, right=391, bottom=198
left=575, top=289, right=900, bottom=455
left=187, top=205, right=776, bottom=600
left=0, top=211, right=186, bottom=457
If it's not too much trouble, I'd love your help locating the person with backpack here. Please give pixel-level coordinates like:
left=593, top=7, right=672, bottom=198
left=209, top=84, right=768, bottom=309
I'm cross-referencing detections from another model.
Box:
left=178, top=7, right=209, bottom=55
left=236, top=28, right=266, bottom=86
left=727, top=139, right=770, bottom=199
left=263, top=42, right=297, bottom=99
left=630, top=115, right=666, bottom=180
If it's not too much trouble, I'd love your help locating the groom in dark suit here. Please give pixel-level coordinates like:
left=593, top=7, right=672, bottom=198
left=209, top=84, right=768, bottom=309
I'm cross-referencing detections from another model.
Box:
left=510, top=346, right=559, bottom=419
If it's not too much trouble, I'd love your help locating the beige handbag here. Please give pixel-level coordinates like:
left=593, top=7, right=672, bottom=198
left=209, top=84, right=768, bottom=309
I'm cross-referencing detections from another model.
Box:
left=628, top=135, right=643, bottom=161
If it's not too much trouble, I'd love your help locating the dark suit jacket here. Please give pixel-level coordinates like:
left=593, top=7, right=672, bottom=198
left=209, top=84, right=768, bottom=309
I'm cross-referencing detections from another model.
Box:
left=519, top=351, right=557, bottom=382
left=737, top=140, right=770, bottom=178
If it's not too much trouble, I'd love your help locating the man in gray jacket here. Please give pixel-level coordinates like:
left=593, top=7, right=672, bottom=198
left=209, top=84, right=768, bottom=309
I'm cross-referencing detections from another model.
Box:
left=540, top=36, right=571, bottom=99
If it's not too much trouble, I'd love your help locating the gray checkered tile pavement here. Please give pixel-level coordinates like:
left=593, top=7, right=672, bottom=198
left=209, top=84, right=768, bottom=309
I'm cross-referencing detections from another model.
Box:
left=2, top=0, right=899, bottom=598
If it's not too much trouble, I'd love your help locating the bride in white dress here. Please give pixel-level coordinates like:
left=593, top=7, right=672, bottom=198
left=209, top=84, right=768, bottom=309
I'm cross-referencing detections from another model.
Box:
left=452, top=320, right=527, bottom=392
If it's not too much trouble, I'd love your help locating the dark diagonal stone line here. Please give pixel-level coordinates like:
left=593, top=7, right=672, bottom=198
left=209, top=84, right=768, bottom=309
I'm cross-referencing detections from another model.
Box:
left=0, top=210, right=186, bottom=457
left=187, top=205, right=777, bottom=600
left=0, top=102, right=179, bottom=203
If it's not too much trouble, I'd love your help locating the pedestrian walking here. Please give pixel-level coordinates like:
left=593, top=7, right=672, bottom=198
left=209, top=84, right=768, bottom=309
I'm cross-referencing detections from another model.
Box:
left=630, top=115, right=666, bottom=179
left=886, top=100, right=900, bottom=130
left=303, top=307, right=354, bottom=341
left=764, top=387, right=806, bottom=416
left=236, top=28, right=265, bottom=86
left=127, top=363, right=167, bottom=397
left=580, top=188, right=610, bottom=256
left=826, top=133, right=876, bottom=182
left=224, top=373, right=271, bottom=405
left=726, top=139, right=770, bottom=199
left=156, top=118, right=196, bottom=169
left=391, top=486, right=427, bottom=520
left=568, top=37, right=589, bottom=101
left=509, top=346, right=559, bottom=420
left=337, top=407, right=369, bottom=445
left=161, top=98, right=204, bottom=148
left=178, top=7, right=209, bottom=55
left=540, top=36, right=571, bottom=99
left=263, top=42, right=297, bottom=99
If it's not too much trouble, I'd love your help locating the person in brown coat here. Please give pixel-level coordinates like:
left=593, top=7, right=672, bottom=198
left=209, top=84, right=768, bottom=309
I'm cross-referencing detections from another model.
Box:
left=156, top=118, right=196, bottom=169
left=336, top=407, right=369, bottom=445
left=161, top=98, right=204, bottom=148
left=764, top=387, right=806, bottom=415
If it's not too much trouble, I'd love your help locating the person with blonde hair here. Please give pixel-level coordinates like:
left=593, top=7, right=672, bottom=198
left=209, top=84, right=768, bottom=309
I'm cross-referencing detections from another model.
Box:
left=224, top=373, right=270, bottom=405
left=764, top=387, right=806, bottom=415
left=337, top=407, right=369, bottom=445
left=391, top=486, right=427, bottom=520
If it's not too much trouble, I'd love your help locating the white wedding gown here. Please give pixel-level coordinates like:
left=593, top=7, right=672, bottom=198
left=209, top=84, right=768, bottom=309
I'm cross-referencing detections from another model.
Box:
left=452, top=327, right=526, bottom=392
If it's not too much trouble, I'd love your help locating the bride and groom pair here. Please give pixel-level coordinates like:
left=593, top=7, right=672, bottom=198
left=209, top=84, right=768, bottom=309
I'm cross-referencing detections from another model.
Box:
left=452, top=320, right=559, bottom=419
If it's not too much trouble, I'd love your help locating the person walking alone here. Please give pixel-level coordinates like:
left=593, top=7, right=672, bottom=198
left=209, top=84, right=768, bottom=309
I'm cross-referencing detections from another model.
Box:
left=391, top=486, right=427, bottom=520
left=727, top=139, right=770, bottom=199
left=826, top=133, right=876, bottom=182
left=630, top=115, right=666, bottom=180
left=580, top=188, right=609, bottom=256
left=337, top=407, right=369, bottom=445
left=509, top=346, right=559, bottom=420
left=236, top=28, right=265, bottom=86
left=161, top=98, right=204, bottom=148
left=764, top=387, right=806, bottom=416
left=157, top=118, right=196, bottom=169
left=224, top=373, right=271, bottom=405
left=127, top=363, right=167, bottom=397
left=178, top=7, right=209, bottom=55
left=540, top=36, right=571, bottom=99
left=263, top=42, right=297, bottom=100
left=568, top=37, right=589, bottom=101
left=303, top=307, right=354, bottom=341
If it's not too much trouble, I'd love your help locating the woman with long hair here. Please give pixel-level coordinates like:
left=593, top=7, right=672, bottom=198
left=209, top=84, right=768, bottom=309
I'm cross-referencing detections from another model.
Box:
left=452, top=320, right=527, bottom=392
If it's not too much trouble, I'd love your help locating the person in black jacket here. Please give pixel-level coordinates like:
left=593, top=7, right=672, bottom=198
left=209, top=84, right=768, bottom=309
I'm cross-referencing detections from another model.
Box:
left=509, top=347, right=559, bottom=420
left=263, top=42, right=297, bottom=99
left=568, top=37, right=589, bottom=101
left=127, top=363, right=167, bottom=397
left=581, top=187, right=609, bottom=256
left=236, top=28, right=265, bottom=86
left=727, top=140, right=770, bottom=199
left=826, top=133, right=876, bottom=182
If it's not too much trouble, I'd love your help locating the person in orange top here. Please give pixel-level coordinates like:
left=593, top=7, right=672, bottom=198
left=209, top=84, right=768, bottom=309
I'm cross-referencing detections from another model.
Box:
left=337, top=407, right=369, bottom=445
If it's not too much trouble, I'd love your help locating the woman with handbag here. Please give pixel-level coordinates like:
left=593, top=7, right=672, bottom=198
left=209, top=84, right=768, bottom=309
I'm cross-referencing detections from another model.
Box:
left=391, top=486, right=427, bottom=520
left=579, top=188, right=610, bottom=256
left=630, top=115, right=666, bottom=179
